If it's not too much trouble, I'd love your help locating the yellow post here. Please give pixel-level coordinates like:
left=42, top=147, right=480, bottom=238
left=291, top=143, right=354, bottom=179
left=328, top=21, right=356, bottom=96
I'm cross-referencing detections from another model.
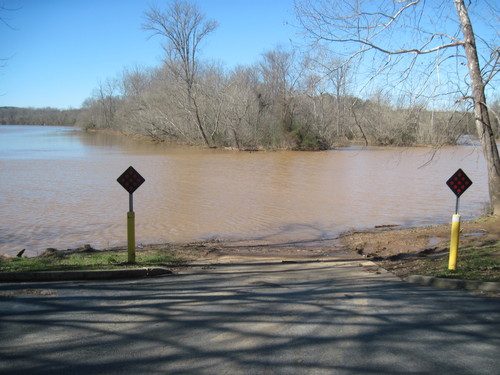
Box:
left=127, top=211, right=136, bottom=263
left=448, top=214, right=461, bottom=270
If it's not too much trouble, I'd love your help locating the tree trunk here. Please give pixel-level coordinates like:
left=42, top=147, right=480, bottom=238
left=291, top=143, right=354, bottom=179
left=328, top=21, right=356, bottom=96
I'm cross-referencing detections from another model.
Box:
left=454, top=0, right=500, bottom=214
left=191, top=94, right=212, bottom=148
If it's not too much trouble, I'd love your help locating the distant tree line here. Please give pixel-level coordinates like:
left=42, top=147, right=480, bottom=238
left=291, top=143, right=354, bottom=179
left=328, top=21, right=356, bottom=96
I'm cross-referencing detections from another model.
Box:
left=0, top=106, right=80, bottom=126
left=77, top=51, right=492, bottom=150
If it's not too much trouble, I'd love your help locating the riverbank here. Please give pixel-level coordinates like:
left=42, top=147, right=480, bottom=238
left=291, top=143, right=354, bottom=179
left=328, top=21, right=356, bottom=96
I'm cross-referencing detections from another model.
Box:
left=1, top=215, right=498, bottom=287
left=339, top=214, right=500, bottom=283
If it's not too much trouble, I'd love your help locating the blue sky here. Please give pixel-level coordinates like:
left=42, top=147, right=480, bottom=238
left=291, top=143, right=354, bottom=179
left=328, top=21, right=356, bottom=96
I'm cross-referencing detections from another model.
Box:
left=1, top=0, right=296, bottom=109
left=2, top=1, right=498, bottom=110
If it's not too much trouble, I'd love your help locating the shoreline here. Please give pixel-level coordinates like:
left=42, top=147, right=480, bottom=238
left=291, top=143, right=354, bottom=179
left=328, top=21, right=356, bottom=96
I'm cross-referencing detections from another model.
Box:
left=3, top=214, right=497, bottom=261
left=1, top=215, right=498, bottom=288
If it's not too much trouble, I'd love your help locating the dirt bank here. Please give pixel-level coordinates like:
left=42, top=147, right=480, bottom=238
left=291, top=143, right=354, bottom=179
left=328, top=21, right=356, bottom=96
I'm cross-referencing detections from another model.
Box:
left=339, top=215, right=499, bottom=280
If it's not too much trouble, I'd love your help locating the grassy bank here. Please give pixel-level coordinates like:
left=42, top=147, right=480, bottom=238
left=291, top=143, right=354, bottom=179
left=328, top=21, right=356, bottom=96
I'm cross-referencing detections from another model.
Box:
left=0, top=246, right=185, bottom=273
left=395, top=241, right=500, bottom=282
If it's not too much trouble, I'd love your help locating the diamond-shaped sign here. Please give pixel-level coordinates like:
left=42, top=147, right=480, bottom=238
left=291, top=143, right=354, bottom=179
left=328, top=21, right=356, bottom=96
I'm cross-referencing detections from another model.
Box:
left=446, top=168, right=472, bottom=198
left=117, top=166, right=145, bottom=194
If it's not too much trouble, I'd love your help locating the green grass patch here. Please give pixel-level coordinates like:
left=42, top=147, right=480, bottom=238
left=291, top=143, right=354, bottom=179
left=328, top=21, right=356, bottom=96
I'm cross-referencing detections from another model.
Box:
left=0, top=249, right=185, bottom=273
left=417, top=241, right=500, bottom=282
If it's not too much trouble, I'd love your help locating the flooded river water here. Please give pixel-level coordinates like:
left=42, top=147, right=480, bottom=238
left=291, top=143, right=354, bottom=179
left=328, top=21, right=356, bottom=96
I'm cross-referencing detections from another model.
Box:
left=0, top=125, right=491, bottom=256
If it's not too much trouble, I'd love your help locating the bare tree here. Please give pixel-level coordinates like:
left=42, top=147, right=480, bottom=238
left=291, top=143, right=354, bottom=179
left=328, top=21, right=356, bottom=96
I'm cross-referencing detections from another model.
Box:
left=121, top=65, right=151, bottom=99
left=143, top=0, right=218, bottom=147
left=296, top=0, right=500, bottom=214
left=95, top=78, right=120, bottom=128
left=259, top=47, right=298, bottom=136
left=454, top=0, right=500, bottom=214
left=220, top=66, right=263, bottom=149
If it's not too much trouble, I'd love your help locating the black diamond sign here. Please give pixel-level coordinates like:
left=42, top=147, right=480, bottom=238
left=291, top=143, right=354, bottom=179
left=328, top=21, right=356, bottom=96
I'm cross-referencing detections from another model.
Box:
left=117, top=166, right=145, bottom=194
left=446, top=168, right=472, bottom=198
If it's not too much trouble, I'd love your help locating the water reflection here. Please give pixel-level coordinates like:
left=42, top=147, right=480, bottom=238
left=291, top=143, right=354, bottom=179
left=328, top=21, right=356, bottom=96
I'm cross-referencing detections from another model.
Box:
left=0, top=125, right=491, bottom=256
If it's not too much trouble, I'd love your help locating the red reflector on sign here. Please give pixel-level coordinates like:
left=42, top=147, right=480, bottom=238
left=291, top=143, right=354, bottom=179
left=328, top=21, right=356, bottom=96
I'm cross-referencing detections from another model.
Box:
left=446, top=169, right=472, bottom=198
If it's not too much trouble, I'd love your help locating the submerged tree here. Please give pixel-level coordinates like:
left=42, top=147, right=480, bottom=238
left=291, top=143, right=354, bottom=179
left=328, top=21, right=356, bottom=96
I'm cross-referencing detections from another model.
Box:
left=296, top=0, right=500, bottom=214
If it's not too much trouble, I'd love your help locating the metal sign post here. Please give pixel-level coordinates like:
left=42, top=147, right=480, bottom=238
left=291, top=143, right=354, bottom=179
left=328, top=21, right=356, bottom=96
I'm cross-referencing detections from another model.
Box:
left=117, top=166, right=145, bottom=263
left=445, top=169, right=472, bottom=271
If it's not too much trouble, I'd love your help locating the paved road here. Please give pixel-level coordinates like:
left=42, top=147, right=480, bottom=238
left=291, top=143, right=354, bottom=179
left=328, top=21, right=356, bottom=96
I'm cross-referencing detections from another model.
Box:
left=1, top=257, right=499, bottom=374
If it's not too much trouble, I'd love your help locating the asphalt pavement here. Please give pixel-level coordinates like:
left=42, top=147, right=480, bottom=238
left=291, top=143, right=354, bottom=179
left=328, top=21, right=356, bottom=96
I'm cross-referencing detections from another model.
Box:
left=1, top=257, right=499, bottom=375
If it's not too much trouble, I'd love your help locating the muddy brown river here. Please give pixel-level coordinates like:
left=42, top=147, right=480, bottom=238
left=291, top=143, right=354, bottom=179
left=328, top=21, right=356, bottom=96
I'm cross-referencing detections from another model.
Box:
left=0, top=125, right=491, bottom=256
